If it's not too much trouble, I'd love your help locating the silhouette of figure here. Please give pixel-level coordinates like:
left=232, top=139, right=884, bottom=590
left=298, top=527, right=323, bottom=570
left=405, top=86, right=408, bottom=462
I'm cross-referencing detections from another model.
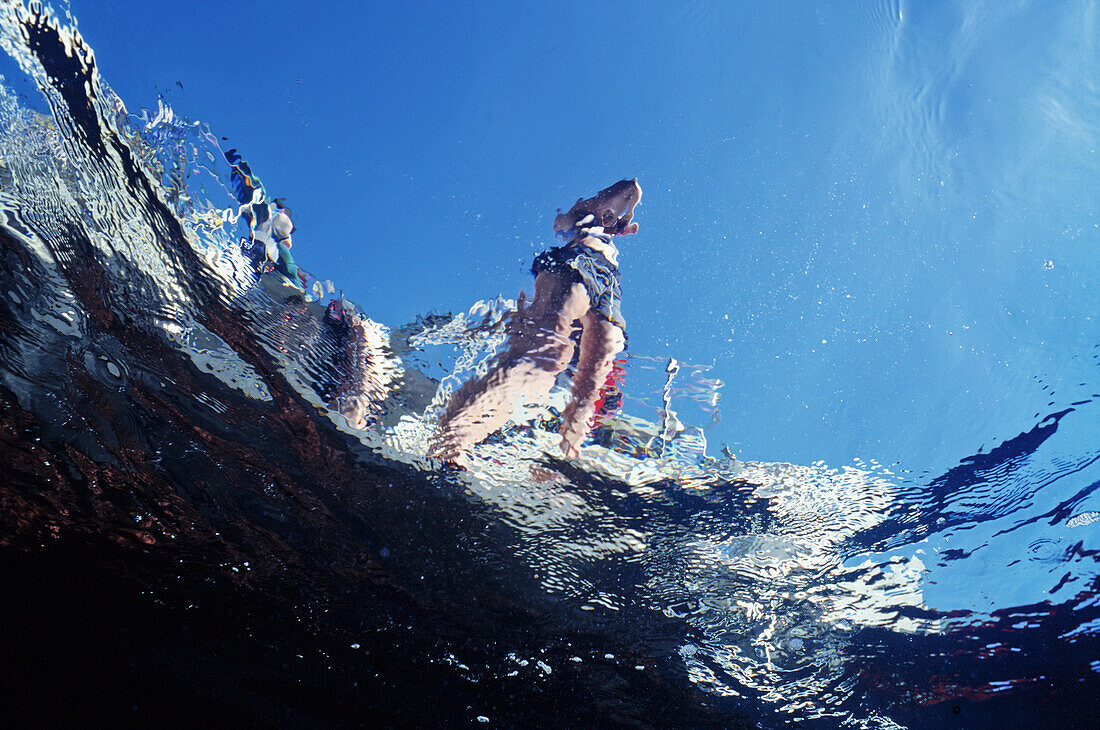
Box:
left=430, top=179, right=641, bottom=465
left=226, top=149, right=390, bottom=430
left=325, top=299, right=391, bottom=429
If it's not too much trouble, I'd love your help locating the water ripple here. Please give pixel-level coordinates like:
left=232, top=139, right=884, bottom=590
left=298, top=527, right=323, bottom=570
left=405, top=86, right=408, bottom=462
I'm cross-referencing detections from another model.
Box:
left=0, top=2, right=1097, bottom=726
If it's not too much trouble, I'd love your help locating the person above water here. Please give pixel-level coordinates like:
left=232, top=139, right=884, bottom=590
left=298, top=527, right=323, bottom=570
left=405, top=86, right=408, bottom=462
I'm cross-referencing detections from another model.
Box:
left=429, top=178, right=642, bottom=465
left=225, top=149, right=389, bottom=429
left=226, top=149, right=309, bottom=290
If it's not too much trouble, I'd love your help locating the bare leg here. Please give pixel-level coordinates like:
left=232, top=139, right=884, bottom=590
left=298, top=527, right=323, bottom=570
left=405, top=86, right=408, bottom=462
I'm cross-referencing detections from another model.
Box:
left=430, top=271, right=589, bottom=464
left=559, top=314, right=626, bottom=457
left=331, top=313, right=388, bottom=429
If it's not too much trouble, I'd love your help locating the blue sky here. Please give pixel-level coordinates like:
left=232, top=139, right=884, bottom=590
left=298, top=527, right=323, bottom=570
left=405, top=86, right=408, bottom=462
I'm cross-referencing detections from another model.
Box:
left=65, top=0, right=1099, bottom=473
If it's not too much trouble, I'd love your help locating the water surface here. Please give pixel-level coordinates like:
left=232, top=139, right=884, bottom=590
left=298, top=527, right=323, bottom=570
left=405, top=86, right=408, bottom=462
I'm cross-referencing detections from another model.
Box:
left=0, top=2, right=1098, bottom=727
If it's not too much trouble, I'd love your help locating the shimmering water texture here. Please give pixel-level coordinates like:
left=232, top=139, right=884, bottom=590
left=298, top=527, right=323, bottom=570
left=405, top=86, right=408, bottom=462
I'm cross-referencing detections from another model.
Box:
left=0, top=4, right=1098, bottom=728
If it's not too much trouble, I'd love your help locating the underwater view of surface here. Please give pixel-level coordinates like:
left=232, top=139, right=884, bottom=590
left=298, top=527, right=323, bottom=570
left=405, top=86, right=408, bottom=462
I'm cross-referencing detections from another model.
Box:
left=1, top=0, right=1098, bottom=726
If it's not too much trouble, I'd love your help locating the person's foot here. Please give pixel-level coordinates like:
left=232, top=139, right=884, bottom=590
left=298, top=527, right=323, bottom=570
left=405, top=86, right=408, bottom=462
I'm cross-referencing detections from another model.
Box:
left=427, top=437, right=470, bottom=470
left=558, top=421, right=586, bottom=458
left=558, top=436, right=582, bottom=458
left=435, top=450, right=469, bottom=471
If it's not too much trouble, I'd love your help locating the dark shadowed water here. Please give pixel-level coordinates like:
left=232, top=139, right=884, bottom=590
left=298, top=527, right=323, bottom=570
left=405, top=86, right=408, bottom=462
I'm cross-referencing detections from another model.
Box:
left=1, top=4, right=1098, bottom=728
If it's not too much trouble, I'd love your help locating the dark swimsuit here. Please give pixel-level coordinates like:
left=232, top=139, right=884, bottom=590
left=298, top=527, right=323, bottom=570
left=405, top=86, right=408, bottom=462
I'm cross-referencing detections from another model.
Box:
left=241, top=237, right=300, bottom=283
left=531, top=233, right=624, bottom=329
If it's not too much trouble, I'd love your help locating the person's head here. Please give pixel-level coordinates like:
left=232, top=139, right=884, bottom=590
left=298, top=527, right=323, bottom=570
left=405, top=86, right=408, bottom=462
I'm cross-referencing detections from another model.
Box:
left=553, top=178, right=642, bottom=238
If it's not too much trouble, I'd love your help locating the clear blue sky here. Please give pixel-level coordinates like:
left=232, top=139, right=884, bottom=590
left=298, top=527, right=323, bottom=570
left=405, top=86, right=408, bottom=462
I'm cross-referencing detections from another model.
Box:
left=66, top=0, right=1099, bottom=473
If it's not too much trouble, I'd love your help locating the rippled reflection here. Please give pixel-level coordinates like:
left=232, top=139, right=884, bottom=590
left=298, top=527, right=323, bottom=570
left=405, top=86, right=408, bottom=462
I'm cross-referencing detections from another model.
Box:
left=0, top=2, right=1097, bottom=727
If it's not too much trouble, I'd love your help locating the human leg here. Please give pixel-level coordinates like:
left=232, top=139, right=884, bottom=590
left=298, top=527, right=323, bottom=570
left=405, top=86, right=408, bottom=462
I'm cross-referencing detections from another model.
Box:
left=559, top=314, right=626, bottom=457
left=330, top=312, right=389, bottom=429
left=430, top=272, right=588, bottom=463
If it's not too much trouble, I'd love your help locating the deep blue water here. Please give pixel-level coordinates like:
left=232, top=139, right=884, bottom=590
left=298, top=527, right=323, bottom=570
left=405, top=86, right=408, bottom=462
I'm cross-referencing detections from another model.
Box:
left=0, top=2, right=1098, bottom=727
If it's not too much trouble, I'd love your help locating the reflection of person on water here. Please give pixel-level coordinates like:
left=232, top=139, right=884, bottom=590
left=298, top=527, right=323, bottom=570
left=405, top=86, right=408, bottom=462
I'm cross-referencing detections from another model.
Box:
left=252, top=198, right=307, bottom=289
left=225, top=150, right=388, bottom=429
left=324, top=298, right=391, bottom=429
left=430, top=179, right=642, bottom=465
left=226, top=149, right=307, bottom=291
